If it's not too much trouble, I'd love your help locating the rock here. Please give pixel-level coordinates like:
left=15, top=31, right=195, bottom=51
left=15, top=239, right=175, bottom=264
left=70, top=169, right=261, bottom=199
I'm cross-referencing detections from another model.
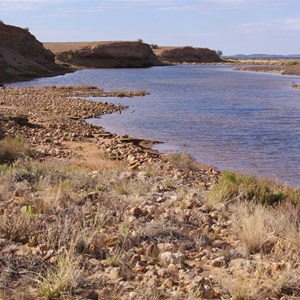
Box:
left=108, top=267, right=121, bottom=280
left=159, top=251, right=185, bottom=266
left=167, top=263, right=178, bottom=273
left=187, top=280, right=216, bottom=299
left=86, top=290, right=99, bottom=300
left=157, top=243, right=176, bottom=252
left=159, top=252, right=175, bottom=266
left=129, top=207, right=143, bottom=219
left=120, top=171, right=134, bottom=179
left=229, top=258, right=256, bottom=273
left=210, top=256, right=226, bottom=268
left=89, top=258, right=101, bottom=266
left=129, top=291, right=138, bottom=299
left=202, top=285, right=215, bottom=299
left=155, top=46, right=221, bottom=64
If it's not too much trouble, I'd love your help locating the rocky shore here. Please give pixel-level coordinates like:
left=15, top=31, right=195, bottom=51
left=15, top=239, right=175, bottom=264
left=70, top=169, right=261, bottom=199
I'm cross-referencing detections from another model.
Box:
left=1, top=85, right=300, bottom=299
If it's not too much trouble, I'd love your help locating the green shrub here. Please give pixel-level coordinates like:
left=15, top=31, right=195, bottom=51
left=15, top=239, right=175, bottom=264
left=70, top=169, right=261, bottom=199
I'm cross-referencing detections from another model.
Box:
left=66, top=53, right=73, bottom=62
left=206, top=171, right=299, bottom=206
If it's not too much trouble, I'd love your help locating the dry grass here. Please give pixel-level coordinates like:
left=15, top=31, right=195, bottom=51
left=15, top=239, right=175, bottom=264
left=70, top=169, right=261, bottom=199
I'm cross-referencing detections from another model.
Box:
left=2, top=147, right=300, bottom=298
left=167, top=151, right=198, bottom=171
left=0, top=136, right=33, bottom=164
left=0, top=156, right=132, bottom=298
left=231, top=202, right=279, bottom=253
left=231, top=201, right=300, bottom=257
left=38, top=245, right=83, bottom=298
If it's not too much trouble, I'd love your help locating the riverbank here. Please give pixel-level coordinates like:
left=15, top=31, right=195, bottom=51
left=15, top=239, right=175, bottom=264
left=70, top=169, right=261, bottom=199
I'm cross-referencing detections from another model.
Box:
left=227, top=58, right=300, bottom=76
left=1, top=85, right=300, bottom=299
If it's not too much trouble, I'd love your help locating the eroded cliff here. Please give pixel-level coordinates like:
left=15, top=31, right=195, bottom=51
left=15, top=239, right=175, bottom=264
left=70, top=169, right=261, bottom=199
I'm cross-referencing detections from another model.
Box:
left=154, top=46, right=222, bottom=63
left=46, top=41, right=163, bottom=68
left=0, top=23, right=68, bottom=83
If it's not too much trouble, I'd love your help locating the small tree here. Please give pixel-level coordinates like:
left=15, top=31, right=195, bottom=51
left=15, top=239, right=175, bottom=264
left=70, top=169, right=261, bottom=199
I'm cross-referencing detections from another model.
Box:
left=137, top=39, right=143, bottom=43
left=150, top=44, right=159, bottom=49
left=216, top=50, right=223, bottom=57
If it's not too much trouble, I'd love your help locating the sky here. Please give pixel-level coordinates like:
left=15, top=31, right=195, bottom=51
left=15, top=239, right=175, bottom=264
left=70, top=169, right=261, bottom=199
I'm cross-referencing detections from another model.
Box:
left=1, top=0, right=300, bottom=55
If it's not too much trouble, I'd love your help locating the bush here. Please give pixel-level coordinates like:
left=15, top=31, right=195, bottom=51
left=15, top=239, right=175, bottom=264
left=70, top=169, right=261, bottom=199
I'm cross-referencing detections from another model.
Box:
left=137, top=39, right=143, bottom=43
left=206, top=171, right=299, bottom=206
left=216, top=50, right=223, bottom=57
left=0, top=136, right=32, bottom=164
left=66, top=53, right=73, bottom=62
left=150, top=44, right=159, bottom=49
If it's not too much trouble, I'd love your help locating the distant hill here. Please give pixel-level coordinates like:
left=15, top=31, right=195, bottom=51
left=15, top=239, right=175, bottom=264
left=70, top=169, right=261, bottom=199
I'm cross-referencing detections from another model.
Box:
left=228, top=54, right=300, bottom=59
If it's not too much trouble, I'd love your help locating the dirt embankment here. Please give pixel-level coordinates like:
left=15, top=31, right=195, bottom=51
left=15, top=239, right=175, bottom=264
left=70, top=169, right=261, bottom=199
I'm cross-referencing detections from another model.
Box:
left=0, top=23, right=69, bottom=84
left=44, top=41, right=163, bottom=68
left=153, top=46, right=222, bottom=64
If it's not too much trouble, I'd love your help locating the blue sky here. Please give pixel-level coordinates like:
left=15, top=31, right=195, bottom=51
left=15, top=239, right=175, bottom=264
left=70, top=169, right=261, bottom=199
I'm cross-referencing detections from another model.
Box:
left=1, top=0, right=300, bottom=55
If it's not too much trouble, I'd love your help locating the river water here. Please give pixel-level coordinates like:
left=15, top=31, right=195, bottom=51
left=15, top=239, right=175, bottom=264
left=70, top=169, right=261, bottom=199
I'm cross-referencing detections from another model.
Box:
left=8, top=65, right=300, bottom=186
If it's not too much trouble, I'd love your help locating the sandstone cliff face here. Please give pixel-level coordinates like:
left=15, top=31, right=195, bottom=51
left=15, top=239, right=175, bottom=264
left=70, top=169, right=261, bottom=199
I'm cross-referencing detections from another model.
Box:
left=155, top=46, right=221, bottom=63
left=0, top=23, right=68, bottom=83
left=54, top=42, right=163, bottom=68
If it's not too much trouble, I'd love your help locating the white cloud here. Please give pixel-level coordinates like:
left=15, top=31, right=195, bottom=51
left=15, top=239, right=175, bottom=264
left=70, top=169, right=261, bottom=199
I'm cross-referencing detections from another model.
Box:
left=283, top=17, right=300, bottom=30
left=237, top=17, right=300, bottom=33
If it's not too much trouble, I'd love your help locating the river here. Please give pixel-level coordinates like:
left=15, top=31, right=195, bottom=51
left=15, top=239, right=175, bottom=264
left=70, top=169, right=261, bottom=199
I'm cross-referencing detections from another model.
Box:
left=8, top=65, right=300, bottom=186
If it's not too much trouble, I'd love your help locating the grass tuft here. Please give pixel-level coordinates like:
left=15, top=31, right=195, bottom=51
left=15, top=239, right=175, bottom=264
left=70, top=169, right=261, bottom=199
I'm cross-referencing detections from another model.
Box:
left=168, top=151, right=198, bottom=171
left=0, top=136, right=33, bottom=164
left=38, top=246, right=82, bottom=299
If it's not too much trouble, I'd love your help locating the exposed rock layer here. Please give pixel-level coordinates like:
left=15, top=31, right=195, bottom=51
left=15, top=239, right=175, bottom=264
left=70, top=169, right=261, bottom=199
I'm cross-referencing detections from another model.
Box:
left=154, top=46, right=221, bottom=63
left=47, top=41, right=163, bottom=68
left=0, top=23, right=68, bottom=83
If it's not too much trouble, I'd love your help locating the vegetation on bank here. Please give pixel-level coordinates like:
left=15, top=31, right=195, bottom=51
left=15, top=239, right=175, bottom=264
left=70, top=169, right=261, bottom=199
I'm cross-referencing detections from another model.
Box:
left=207, top=170, right=300, bottom=206
left=1, top=138, right=300, bottom=299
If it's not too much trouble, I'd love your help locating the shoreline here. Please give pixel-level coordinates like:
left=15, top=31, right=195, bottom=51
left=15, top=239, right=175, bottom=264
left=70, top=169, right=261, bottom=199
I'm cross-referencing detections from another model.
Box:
left=0, top=85, right=218, bottom=178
